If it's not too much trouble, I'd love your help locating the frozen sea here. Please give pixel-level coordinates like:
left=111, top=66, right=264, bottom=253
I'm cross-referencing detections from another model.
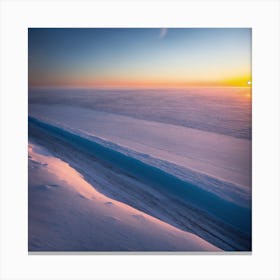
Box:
left=28, top=87, right=252, bottom=251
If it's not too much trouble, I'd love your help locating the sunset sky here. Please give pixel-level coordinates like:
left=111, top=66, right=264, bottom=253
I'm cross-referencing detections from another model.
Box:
left=28, top=28, right=251, bottom=88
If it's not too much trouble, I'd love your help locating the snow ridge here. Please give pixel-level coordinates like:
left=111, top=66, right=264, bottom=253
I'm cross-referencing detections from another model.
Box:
left=29, top=116, right=251, bottom=236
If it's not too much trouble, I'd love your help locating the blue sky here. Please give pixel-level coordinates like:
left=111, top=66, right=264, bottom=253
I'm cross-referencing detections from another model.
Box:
left=28, top=28, right=251, bottom=88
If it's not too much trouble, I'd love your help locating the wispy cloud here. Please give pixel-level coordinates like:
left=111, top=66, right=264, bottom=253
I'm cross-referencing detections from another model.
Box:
left=159, top=28, right=168, bottom=39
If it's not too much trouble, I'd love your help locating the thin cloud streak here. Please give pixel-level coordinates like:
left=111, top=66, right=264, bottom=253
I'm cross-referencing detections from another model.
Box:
left=159, top=28, right=168, bottom=38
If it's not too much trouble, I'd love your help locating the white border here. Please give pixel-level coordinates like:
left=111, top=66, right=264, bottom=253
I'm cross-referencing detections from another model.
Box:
left=1, top=0, right=279, bottom=279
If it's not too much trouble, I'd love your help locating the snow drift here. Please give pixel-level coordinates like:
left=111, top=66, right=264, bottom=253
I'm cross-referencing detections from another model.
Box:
left=29, top=141, right=220, bottom=251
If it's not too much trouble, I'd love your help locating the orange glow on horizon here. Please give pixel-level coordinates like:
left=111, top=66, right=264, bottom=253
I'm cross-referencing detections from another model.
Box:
left=29, top=74, right=252, bottom=89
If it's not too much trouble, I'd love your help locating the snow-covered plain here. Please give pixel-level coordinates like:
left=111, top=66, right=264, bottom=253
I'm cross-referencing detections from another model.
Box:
left=29, top=87, right=252, bottom=139
left=28, top=87, right=252, bottom=251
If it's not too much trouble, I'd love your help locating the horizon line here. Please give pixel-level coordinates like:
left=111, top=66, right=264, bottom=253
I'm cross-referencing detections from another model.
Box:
left=28, top=85, right=252, bottom=90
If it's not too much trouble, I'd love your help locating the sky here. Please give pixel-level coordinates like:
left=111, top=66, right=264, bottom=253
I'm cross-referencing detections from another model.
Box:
left=28, top=28, right=251, bottom=88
